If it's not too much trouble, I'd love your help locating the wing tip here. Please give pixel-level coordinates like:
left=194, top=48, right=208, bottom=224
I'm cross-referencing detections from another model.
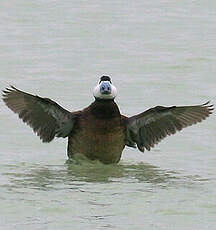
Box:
left=202, top=101, right=214, bottom=108
left=200, top=101, right=214, bottom=116
left=2, top=85, right=18, bottom=98
left=202, top=101, right=210, bottom=106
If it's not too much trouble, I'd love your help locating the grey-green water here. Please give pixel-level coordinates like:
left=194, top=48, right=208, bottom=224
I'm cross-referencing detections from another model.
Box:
left=0, top=1, right=215, bottom=229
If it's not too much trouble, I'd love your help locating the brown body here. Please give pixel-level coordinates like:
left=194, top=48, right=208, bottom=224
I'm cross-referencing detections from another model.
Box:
left=67, top=100, right=126, bottom=164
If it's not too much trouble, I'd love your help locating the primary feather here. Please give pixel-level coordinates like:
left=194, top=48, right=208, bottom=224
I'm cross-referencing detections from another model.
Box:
left=2, top=86, right=78, bottom=142
left=125, top=102, right=213, bottom=152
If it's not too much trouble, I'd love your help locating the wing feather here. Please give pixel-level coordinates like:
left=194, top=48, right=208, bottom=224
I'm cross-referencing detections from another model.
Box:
left=125, top=102, right=213, bottom=152
left=2, top=86, right=79, bottom=142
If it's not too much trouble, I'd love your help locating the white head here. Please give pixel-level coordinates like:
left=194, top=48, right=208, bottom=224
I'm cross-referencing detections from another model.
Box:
left=93, top=76, right=117, bottom=100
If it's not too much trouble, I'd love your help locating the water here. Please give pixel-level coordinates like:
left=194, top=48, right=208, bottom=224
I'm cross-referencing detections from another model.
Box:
left=0, top=1, right=216, bottom=229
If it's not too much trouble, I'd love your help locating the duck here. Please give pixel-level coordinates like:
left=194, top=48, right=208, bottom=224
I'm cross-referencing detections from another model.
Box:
left=2, top=76, right=214, bottom=164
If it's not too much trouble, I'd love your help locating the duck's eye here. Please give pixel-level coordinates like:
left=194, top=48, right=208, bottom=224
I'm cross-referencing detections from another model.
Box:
left=102, top=86, right=105, bottom=90
left=107, top=86, right=110, bottom=91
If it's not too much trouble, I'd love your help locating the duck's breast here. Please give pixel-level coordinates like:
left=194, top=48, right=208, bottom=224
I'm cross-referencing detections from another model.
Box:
left=67, top=113, right=126, bottom=164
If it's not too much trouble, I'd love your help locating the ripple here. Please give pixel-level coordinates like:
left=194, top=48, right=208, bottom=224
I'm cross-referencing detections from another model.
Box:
left=0, top=157, right=193, bottom=193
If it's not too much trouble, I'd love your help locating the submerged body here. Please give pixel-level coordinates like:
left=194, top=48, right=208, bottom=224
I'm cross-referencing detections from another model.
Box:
left=68, top=100, right=125, bottom=163
left=2, top=76, right=214, bottom=164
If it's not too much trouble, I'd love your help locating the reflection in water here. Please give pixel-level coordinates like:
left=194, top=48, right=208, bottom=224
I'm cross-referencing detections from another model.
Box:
left=2, top=156, right=181, bottom=192
left=65, top=157, right=177, bottom=184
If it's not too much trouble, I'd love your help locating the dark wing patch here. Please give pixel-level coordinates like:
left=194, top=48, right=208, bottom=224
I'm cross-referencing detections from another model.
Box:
left=2, top=86, right=79, bottom=142
left=125, top=102, right=213, bottom=152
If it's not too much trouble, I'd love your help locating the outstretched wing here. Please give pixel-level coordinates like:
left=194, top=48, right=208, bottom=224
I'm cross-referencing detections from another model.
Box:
left=125, top=102, right=213, bottom=152
left=2, top=86, right=80, bottom=142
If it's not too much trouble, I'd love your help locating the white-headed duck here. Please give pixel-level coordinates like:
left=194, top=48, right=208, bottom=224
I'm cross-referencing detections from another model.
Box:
left=2, top=76, right=214, bottom=164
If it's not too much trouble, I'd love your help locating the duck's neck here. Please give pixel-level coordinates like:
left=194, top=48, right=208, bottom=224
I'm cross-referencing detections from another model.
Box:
left=90, top=99, right=121, bottom=119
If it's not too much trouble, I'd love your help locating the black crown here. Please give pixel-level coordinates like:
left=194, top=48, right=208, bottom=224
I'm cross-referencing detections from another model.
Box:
left=99, top=76, right=112, bottom=83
